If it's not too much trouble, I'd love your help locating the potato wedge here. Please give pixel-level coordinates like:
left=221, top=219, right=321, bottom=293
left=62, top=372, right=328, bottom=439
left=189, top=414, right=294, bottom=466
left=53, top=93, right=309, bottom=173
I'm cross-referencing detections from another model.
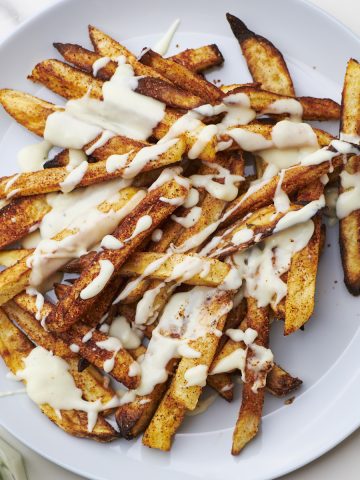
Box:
left=169, top=44, right=224, bottom=72
left=232, top=297, right=270, bottom=455
left=139, top=49, right=223, bottom=103
left=46, top=178, right=189, bottom=332
left=226, top=13, right=295, bottom=96
left=0, top=308, right=118, bottom=442
left=340, top=58, right=360, bottom=139
left=0, top=249, right=31, bottom=267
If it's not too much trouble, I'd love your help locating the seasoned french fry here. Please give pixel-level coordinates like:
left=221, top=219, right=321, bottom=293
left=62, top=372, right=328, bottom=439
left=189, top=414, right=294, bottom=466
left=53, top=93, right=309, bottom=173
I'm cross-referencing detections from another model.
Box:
left=339, top=156, right=360, bottom=295
left=0, top=308, right=118, bottom=442
left=46, top=178, right=189, bottom=332
left=11, top=292, right=139, bottom=388
left=0, top=249, right=31, bottom=267
left=139, top=49, right=223, bottom=103
left=226, top=13, right=295, bottom=96
left=0, top=89, right=61, bottom=136
left=2, top=301, right=116, bottom=406
left=54, top=43, right=204, bottom=109
left=88, top=25, right=167, bottom=80
left=0, top=195, right=50, bottom=247
left=169, top=44, right=224, bottom=72
left=206, top=374, right=234, bottom=402
left=232, top=297, right=270, bottom=455
left=222, top=85, right=340, bottom=121
left=340, top=59, right=360, bottom=138
left=0, top=187, right=142, bottom=305
left=266, top=364, right=302, bottom=397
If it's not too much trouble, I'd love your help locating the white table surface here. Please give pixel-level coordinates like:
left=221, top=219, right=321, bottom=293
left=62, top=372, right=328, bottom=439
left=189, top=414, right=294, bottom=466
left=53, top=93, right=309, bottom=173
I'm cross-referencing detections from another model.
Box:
left=0, top=0, right=359, bottom=479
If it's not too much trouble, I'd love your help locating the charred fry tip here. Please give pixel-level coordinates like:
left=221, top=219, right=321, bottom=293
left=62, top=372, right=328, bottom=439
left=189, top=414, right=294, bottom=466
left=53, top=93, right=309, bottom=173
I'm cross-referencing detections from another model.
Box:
left=226, top=13, right=254, bottom=42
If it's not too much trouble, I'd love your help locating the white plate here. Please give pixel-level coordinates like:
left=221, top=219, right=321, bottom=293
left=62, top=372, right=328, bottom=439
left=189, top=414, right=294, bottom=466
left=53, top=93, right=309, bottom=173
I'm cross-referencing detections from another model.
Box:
left=0, top=0, right=359, bottom=479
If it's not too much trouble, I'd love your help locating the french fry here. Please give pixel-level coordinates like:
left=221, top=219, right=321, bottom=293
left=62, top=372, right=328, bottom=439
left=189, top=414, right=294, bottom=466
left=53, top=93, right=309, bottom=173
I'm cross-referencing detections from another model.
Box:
left=2, top=301, right=116, bottom=406
left=340, top=59, right=360, bottom=138
left=0, top=249, right=31, bottom=267
left=46, top=178, right=189, bottom=332
left=266, top=364, right=302, bottom=397
left=139, top=49, right=223, bottom=103
left=0, top=138, right=185, bottom=199
left=206, top=374, right=234, bottom=402
left=0, top=89, right=61, bottom=136
left=0, top=308, right=118, bottom=442
left=53, top=43, right=204, bottom=109
left=232, top=297, right=270, bottom=455
left=222, top=85, right=340, bottom=121
left=0, top=186, right=142, bottom=305
left=0, top=195, right=50, bottom=247
left=11, top=292, right=139, bottom=389
left=339, top=156, right=360, bottom=295
left=88, top=25, right=167, bottom=80
left=226, top=13, right=295, bottom=96
left=169, top=44, right=224, bottom=72
left=284, top=181, right=323, bottom=334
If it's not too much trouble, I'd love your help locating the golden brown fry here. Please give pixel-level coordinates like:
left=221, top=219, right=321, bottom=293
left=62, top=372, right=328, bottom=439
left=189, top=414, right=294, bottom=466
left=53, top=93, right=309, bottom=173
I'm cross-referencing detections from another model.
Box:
left=222, top=154, right=343, bottom=227
left=88, top=25, right=167, bottom=80
left=0, top=187, right=141, bottom=305
left=11, top=292, right=139, bottom=389
left=0, top=89, right=61, bottom=136
left=139, top=49, right=223, bottom=103
left=223, top=85, right=340, bottom=121
left=340, top=59, right=360, bottom=138
left=266, top=364, right=302, bottom=397
left=0, top=308, right=118, bottom=442
left=207, top=203, right=304, bottom=258
left=206, top=374, right=234, bottom=401
left=0, top=196, right=50, bottom=247
left=284, top=215, right=322, bottom=335
left=2, top=301, right=116, bottom=406
left=0, top=249, right=31, bottom=267
left=226, top=13, right=295, bottom=96
left=232, top=297, right=270, bottom=455
left=169, top=44, right=224, bottom=72
left=0, top=139, right=185, bottom=199
left=54, top=43, right=204, bottom=110
left=339, top=156, right=360, bottom=295
left=46, top=178, right=189, bottom=333
left=142, top=390, right=185, bottom=451
left=120, top=252, right=230, bottom=286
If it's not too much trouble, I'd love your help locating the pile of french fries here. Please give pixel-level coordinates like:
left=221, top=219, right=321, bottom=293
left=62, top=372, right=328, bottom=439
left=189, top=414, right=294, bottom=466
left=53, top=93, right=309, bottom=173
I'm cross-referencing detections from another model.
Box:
left=0, top=12, right=359, bottom=456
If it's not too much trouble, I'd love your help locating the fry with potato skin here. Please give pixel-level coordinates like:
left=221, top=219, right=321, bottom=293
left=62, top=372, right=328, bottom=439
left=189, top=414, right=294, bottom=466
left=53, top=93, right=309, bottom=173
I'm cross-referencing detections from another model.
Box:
left=139, top=49, right=223, bottom=104
left=46, top=178, right=189, bottom=333
left=226, top=13, right=295, bottom=96
left=0, top=137, right=185, bottom=199
left=53, top=43, right=205, bottom=110
left=339, top=156, right=360, bottom=295
left=0, top=195, right=50, bottom=247
left=169, top=44, right=224, bottom=72
left=340, top=59, right=360, bottom=138
left=0, top=308, right=118, bottom=442
left=232, top=297, right=271, bottom=455
left=11, top=292, right=140, bottom=388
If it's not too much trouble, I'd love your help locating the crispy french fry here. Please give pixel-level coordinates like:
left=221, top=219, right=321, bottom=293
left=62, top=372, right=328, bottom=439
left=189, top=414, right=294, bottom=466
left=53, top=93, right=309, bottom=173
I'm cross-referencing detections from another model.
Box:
left=2, top=301, right=116, bottom=406
left=11, top=292, right=139, bottom=388
left=142, top=390, right=185, bottom=451
left=0, top=249, right=31, bottom=267
left=0, top=89, right=61, bottom=136
left=169, top=44, right=224, bottom=72
left=0, top=187, right=141, bottom=305
left=226, top=13, right=295, bottom=96
left=222, top=85, right=340, bottom=121
left=266, top=364, right=302, bottom=397
left=0, top=195, right=50, bottom=248
left=54, top=43, right=204, bottom=109
left=206, top=374, right=234, bottom=401
left=88, top=25, right=167, bottom=80
left=339, top=156, right=360, bottom=295
left=0, top=138, right=185, bottom=199
left=340, top=59, right=360, bottom=138
left=0, top=308, right=118, bottom=441
left=46, top=178, right=189, bottom=332
left=232, top=297, right=270, bottom=455
left=139, top=49, right=223, bottom=103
